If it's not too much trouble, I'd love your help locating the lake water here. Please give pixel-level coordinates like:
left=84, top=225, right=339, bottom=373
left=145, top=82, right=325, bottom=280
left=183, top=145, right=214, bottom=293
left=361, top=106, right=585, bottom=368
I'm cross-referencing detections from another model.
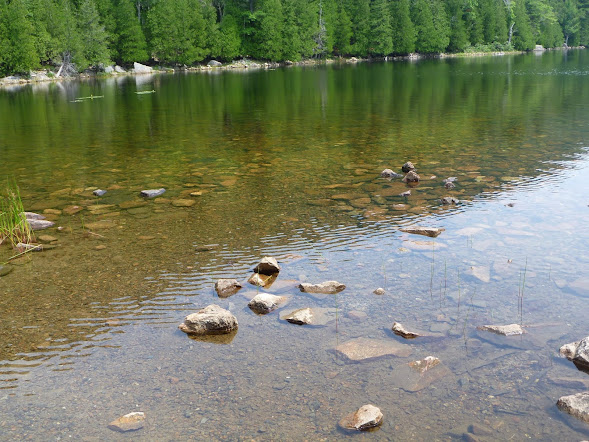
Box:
left=1, top=51, right=589, bottom=440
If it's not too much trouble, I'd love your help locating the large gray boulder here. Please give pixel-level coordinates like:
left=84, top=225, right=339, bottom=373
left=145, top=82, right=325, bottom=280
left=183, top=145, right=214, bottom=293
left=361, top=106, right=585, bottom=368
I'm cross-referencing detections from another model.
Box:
left=560, top=336, right=589, bottom=372
left=557, top=392, right=589, bottom=423
left=299, top=280, right=345, bottom=294
left=133, top=62, right=153, bottom=74
left=27, top=219, right=55, bottom=230
left=339, top=405, right=383, bottom=431
left=179, top=305, right=238, bottom=335
left=207, top=60, right=222, bottom=67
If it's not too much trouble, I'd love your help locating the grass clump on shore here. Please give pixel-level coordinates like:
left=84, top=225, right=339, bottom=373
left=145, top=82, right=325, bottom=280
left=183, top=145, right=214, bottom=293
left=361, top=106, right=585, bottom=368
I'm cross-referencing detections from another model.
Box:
left=0, top=182, right=33, bottom=248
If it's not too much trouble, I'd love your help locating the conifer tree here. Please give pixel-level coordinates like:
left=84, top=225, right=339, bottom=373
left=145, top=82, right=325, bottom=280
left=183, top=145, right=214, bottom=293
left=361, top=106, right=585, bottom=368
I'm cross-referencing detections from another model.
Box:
left=114, top=0, right=149, bottom=63
left=391, top=0, right=416, bottom=54
left=334, top=0, right=353, bottom=54
left=369, top=0, right=393, bottom=55
left=446, top=0, right=468, bottom=51
left=219, top=14, right=242, bottom=60
left=350, top=0, right=370, bottom=55
left=77, top=0, right=111, bottom=67
left=412, top=0, right=439, bottom=52
left=254, top=0, right=284, bottom=61
left=3, top=0, right=38, bottom=73
left=431, top=0, right=451, bottom=50
left=513, top=0, right=535, bottom=49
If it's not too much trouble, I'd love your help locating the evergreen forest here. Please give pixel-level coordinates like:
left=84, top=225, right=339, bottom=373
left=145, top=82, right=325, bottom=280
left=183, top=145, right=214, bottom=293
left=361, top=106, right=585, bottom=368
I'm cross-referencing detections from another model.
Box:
left=0, top=0, right=587, bottom=76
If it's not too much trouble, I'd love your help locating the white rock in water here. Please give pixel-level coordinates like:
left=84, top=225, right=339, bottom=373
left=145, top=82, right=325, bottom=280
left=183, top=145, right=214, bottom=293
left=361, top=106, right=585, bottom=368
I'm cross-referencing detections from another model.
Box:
left=179, top=305, right=238, bottom=335
left=108, top=412, right=145, bottom=432
left=477, top=324, right=525, bottom=336
left=299, top=280, right=346, bottom=294
left=557, top=391, right=589, bottom=423
left=133, top=62, right=153, bottom=73
left=27, top=219, right=55, bottom=230
left=140, top=188, right=165, bottom=198
left=392, top=322, right=421, bottom=339
left=339, top=404, right=383, bottom=431
left=560, top=336, right=589, bottom=370
left=248, top=293, right=286, bottom=314
left=23, top=212, right=45, bottom=220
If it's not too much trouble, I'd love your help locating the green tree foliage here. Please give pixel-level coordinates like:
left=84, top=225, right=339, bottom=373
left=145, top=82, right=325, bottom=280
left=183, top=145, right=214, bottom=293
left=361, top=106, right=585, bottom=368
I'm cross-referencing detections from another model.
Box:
left=0, top=0, right=585, bottom=76
left=391, top=0, right=416, bottom=54
left=513, top=0, right=535, bottom=49
left=77, top=0, right=111, bottom=67
left=369, top=0, right=393, bottom=55
left=113, top=0, right=148, bottom=63
left=2, top=0, right=38, bottom=73
left=148, top=0, right=208, bottom=64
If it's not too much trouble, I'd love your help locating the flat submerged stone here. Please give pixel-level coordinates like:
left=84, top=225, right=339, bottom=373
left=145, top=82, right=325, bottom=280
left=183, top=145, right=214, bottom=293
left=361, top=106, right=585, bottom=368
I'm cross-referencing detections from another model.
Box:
left=336, top=337, right=412, bottom=362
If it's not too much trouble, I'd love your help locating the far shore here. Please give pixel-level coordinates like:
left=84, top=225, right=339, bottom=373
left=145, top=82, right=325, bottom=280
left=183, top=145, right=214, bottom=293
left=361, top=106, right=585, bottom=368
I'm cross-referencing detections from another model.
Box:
left=0, top=46, right=585, bottom=89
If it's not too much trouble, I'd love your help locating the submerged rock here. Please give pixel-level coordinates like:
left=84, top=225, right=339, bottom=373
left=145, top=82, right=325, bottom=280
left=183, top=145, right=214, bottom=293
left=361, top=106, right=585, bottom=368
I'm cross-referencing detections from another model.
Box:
left=214, top=279, right=242, bottom=298
left=402, top=171, right=420, bottom=183
left=247, top=272, right=276, bottom=288
left=441, top=196, right=460, bottom=205
left=560, top=336, right=589, bottom=373
left=336, top=337, right=412, bottom=362
left=247, top=293, right=286, bottom=314
left=409, top=356, right=441, bottom=373
left=339, top=404, right=383, bottom=431
left=399, top=226, right=445, bottom=238
left=477, top=324, right=525, bottom=336
left=0, top=265, right=13, bottom=277
left=390, top=356, right=452, bottom=392
left=179, top=305, right=238, bottom=335
left=171, top=199, right=195, bottom=207
left=93, top=189, right=107, bottom=197
left=140, top=188, right=166, bottom=198
left=253, top=256, right=281, bottom=275
left=299, top=280, right=346, bottom=294
left=401, top=162, right=416, bottom=173
left=381, top=169, right=402, bottom=179
left=392, top=322, right=421, bottom=339
left=557, top=392, right=589, bottom=423
left=108, top=412, right=145, bottom=432
left=27, top=219, right=55, bottom=230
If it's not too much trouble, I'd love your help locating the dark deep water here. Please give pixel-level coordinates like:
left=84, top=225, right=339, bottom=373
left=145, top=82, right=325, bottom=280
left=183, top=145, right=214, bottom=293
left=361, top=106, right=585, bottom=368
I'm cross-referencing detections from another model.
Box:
left=1, top=50, right=589, bottom=440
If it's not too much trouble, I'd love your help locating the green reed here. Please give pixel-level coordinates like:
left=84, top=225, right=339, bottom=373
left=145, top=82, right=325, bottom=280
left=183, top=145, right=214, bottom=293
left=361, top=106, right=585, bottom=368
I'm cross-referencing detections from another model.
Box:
left=0, top=181, right=33, bottom=248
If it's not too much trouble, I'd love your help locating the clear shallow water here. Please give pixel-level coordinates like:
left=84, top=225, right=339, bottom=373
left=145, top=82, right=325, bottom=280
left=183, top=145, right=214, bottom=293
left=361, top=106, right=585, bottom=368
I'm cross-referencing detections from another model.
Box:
left=1, top=51, right=589, bottom=440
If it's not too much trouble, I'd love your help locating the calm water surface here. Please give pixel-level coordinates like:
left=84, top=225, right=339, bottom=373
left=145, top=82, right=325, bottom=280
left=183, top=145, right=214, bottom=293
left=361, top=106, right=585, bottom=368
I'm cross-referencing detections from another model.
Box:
left=1, top=51, right=589, bottom=440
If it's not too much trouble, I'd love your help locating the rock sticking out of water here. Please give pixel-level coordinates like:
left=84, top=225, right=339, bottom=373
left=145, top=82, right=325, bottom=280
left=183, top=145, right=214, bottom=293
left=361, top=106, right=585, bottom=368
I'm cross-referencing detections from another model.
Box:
left=409, top=356, right=441, bottom=373
left=26, top=219, right=55, bottom=230
left=247, top=272, right=276, bottom=288
left=556, top=392, right=589, bottom=423
left=399, top=190, right=411, bottom=197
left=373, top=288, right=385, bottom=295
left=441, top=196, right=460, bottom=205
left=23, top=212, right=45, bottom=220
left=179, top=305, right=238, bottom=335
left=477, top=324, right=525, bottom=336
left=402, top=170, right=420, bottom=183
left=444, top=182, right=456, bottom=189
left=299, top=280, right=346, bottom=294
left=253, top=256, right=281, bottom=275
left=214, top=279, right=243, bottom=298
left=381, top=169, right=402, bottom=179
left=399, top=226, right=445, bottom=238
left=93, top=189, right=107, bottom=196
left=392, top=322, right=421, bottom=339
left=248, top=293, right=287, bottom=314
left=16, top=243, right=43, bottom=252
left=339, top=404, right=383, bottom=431
left=560, top=336, right=589, bottom=373
left=336, top=337, right=412, bottom=362
left=443, top=177, right=457, bottom=184
left=108, top=412, right=145, bottom=432
left=140, top=188, right=166, bottom=198
left=401, top=162, right=415, bottom=173
left=133, top=62, right=153, bottom=74
left=280, top=307, right=335, bottom=326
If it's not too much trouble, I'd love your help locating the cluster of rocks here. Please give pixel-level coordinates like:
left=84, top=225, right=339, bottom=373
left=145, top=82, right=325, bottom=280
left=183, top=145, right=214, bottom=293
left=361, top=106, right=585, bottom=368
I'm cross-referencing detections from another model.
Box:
left=557, top=336, right=589, bottom=423
left=381, top=161, right=460, bottom=205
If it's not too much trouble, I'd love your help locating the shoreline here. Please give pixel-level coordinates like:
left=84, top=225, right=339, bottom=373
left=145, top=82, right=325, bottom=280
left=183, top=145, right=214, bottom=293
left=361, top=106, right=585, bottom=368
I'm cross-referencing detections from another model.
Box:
left=0, top=46, right=585, bottom=89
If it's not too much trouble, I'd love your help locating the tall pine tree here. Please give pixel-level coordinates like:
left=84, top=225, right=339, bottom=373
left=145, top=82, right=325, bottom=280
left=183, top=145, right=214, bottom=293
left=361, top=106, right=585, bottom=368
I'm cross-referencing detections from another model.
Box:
left=114, top=0, right=149, bottom=63
left=391, top=0, right=416, bottom=54
left=369, top=0, right=393, bottom=55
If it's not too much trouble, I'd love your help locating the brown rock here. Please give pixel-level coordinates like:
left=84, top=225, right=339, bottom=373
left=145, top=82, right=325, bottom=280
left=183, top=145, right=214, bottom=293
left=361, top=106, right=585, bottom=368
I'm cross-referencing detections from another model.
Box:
left=392, top=322, right=421, bottom=339
left=247, top=273, right=276, bottom=288
left=299, top=280, right=345, bottom=294
left=171, top=199, right=195, bottom=207
left=178, top=305, right=238, bottom=335
left=214, top=279, right=243, bottom=298
left=253, top=256, right=281, bottom=275
left=401, top=162, right=415, bottom=173
left=108, top=412, right=145, bottom=432
left=402, top=171, right=420, bottom=183
left=557, top=392, right=589, bottom=423
left=339, top=404, right=383, bottom=431
left=336, top=337, right=412, bottom=362
left=477, top=324, right=525, bottom=336
left=248, top=293, right=287, bottom=314
left=400, top=226, right=445, bottom=238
